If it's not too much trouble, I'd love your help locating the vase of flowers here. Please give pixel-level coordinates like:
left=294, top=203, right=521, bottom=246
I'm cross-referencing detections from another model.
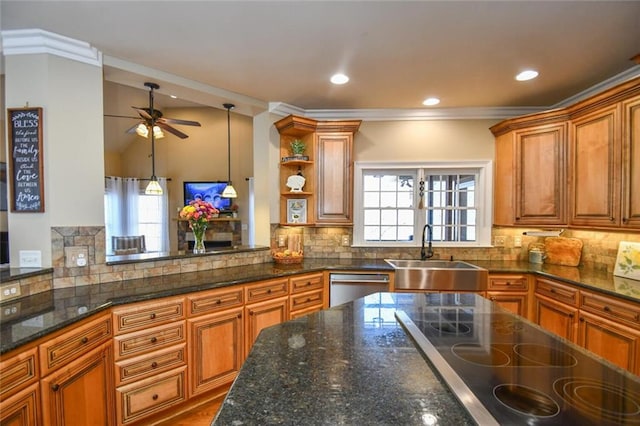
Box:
left=179, top=200, right=219, bottom=254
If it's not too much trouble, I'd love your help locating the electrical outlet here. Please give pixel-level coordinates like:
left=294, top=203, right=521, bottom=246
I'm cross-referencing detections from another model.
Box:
left=341, top=235, right=350, bottom=246
left=19, top=250, right=42, bottom=268
left=494, top=236, right=506, bottom=247
left=278, top=235, right=287, bottom=247
left=65, top=247, right=88, bottom=268
left=514, top=236, right=522, bottom=248
left=0, top=284, right=22, bottom=302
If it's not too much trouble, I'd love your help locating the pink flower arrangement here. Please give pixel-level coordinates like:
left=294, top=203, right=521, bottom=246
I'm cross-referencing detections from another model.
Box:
left=179, top=200, right=219, bottom=228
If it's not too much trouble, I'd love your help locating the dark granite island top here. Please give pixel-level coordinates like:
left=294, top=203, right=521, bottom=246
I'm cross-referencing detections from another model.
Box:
left=213, top=292, right=640, bottom=425
left=212, top=293, right=475, bottom=425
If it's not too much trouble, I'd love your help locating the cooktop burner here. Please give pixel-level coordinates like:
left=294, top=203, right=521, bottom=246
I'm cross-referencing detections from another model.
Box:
left=554, top=377, right=640, bottom=424
left=395, top=294, right=640, bottom=425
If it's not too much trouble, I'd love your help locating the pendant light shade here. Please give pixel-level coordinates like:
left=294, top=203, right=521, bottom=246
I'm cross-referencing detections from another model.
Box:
left=223, top=103, right=237, bottom=198
left=145, top=178, right=163, bottom=195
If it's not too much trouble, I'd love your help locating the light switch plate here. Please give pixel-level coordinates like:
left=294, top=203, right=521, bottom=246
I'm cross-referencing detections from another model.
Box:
left=19, top=250, right=42, bottom=268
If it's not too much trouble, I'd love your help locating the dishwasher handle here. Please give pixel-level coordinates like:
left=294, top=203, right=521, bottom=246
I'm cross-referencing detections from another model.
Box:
left=329, top=274, right=390, bottom=284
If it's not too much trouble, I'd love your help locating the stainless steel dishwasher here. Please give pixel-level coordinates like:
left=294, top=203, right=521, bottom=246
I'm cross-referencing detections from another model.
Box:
left=329, top=272, right=391, bottom=307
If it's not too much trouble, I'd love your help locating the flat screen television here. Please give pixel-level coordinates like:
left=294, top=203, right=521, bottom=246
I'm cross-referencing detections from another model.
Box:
left=183, top=181, right=232, bottom=211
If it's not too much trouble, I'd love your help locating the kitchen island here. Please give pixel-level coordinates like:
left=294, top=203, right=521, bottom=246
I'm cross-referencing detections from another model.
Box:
left=213, top=292, right=640, bottom=425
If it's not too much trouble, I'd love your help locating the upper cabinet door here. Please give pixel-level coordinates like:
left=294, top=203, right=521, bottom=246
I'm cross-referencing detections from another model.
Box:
left=315, top=133, right=353, bottom=224
left=621, top=95, right=640, bottom=229
left=569, top=104, right=622, bottom=227
left=514, top=123, right=567, bottom=225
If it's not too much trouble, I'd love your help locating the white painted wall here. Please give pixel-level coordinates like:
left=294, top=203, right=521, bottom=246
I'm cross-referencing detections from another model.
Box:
left=5, top=53, right=104, bottom=266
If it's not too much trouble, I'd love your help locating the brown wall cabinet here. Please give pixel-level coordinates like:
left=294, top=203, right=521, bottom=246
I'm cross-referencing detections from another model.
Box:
left=275, top=115, right=361, bottom=226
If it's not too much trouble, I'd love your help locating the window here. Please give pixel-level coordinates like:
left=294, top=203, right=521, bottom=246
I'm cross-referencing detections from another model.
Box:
left=353, top=161, right=492, bottom=247
left=138, top=194, right=164, bottom=252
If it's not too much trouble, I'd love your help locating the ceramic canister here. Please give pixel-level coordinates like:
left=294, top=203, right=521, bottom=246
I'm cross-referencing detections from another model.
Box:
left=529, top=247, right=546, bottom=264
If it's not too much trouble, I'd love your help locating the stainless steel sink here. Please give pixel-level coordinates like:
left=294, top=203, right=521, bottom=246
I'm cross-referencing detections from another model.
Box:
left=385, top=259, right=488, bottom=291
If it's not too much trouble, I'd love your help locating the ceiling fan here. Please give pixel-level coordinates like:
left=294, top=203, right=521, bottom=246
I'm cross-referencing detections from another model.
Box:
left=107, top=82, right=201, bottom=139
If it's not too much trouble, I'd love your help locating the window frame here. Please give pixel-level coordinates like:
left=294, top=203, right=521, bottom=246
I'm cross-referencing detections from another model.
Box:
left=353, top=161, right=493, bottom=248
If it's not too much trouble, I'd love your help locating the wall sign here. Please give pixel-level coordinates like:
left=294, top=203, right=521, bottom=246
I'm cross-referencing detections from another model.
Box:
left=7, top=107, right=45, bottom=212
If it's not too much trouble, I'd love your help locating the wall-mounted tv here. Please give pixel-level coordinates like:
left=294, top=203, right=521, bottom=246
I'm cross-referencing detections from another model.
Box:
left=183, top=181, right=232, bottom=211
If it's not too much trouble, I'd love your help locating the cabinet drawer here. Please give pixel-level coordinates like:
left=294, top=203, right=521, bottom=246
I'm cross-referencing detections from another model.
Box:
left=580, top=291, right=640, bottom=329
left=0, top=346, right=38, bottom=400
left=290, top=289, right=324, bottom=313
left=290, top=273, right=324, bottom=294
left=116, top=366, right=187, bottom=424
left=115, top=343, right=186, bottom=386
left=488, top=274, right=528, bottom=291
left=113, top=297, right=185, bottom=335
left=535, top=278, right=579, bottom=307
left=115, top=321, right=185, bottom=361
left=245, top=278, right=289, bottom=303
left=40, top=314, right=112, bottom=375
left=187, top=287, right=244, bottom=316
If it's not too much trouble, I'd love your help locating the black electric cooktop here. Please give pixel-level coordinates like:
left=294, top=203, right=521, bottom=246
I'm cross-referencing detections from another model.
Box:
left=395, top=293, right=640, bottom=425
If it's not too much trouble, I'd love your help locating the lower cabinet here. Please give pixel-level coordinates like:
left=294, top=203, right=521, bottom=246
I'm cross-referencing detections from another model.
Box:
left=188, top=307, right=244, bottom=396
left=245, top=297, right=288, bottom=357
left=578, top=310, right=640, bottom=374
left=41, top=341, right=115, bottom=426
left=534, top=293, right=578, bottom=342
left=0, top=382, right=40, bottom=426
left=486, top=274, right=530, bottom=319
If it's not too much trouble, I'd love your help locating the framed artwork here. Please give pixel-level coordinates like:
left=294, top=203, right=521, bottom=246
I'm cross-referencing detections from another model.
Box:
left=0, top=162, right=6, bottom=211
left=614, top=241, right=640, bottom=281
left=287, top=199, right=307, bottom=224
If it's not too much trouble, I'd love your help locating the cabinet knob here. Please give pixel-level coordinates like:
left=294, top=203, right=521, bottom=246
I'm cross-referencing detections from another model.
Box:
left=579, top=317, right=584, bottom=322
left=151, top=362, right=158, bottom=368
left=267, top=289, right=272, bottom=294
left=150, top=337, right=157, bottom=343
left=603, top=306, right=611, bottom=312
left=610, top=217, right=615, bottom=221
left=150, top=313, right=156, bottom=319
left=505, top=282, right=511, bottom=286
left=51, top=384, right=60, bottom=392
left=623, top=217, right=628, bottom=223
left=490, top=296, right=495, bottom=301
left=306, top=281, right=312, bottom=286
left=81, top=337, right=89, bottom=344
left=569, top=313, right=574, bottom=318
left=152, top=394, right=159, bottom=401
left=216, top=299, right=222, bottom=304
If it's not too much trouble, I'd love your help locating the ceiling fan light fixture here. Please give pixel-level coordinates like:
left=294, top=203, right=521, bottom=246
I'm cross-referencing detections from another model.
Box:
left=145, top=178, right=163, bottom=195
left=153, top=125, right=165, bottom=139
left=136, top=123, right=149, bottom=138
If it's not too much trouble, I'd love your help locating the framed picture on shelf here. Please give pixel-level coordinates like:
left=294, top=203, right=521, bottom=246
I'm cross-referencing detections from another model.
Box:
left=287, top=199, right=307, bottom=224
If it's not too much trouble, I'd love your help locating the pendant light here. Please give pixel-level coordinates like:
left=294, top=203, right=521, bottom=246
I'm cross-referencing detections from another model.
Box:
left=221, top=103, right=237, bottom=198
left=143, top=82, right=163, bottom=195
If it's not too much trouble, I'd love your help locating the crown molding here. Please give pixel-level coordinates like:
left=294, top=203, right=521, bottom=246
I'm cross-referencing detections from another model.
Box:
left=269, top=102, right=546, bottom=121
left=1, top=29, right=102, bottom=67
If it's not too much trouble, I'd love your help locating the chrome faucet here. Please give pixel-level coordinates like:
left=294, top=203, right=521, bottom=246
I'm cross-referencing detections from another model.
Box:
left=420, top=224, right=434, bottom=260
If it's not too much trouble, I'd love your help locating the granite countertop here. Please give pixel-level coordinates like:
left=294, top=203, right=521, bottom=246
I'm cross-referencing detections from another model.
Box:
left=212, top=295, right=475, bottom=425
left=2, top=258, right=639, bottom=355
left=213, top=293, right=640, bottom=425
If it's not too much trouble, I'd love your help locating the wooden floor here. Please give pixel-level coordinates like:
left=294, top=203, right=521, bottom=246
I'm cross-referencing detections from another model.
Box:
left=155, top=396, right=224, bottom=426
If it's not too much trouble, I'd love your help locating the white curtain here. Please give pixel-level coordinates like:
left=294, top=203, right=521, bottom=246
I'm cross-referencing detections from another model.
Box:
left=105, top=177, right=124, bottom=255
left=124, top=178, right=140, bottom=236
left=158, top=177, right=170, bottom=252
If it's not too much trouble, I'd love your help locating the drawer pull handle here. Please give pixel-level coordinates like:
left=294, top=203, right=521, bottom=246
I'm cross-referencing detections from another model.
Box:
left=150, top=337, right=157, bottom=344
left=150, top=313, right=156, bottom=319
left=151, top=362, right=158, bottom=368
left=81, top=337, right=89, bottom=344
left=549, top=288, right=556, bottom=293
left=505, top=282, right=511, bottom=286
left=216, top=299, right=222, bottom=304
left=306, top=281, right=312, bottom=286
left=51, top=384, right=60, bottom=391
left=267, top=289, right=272, bottom=294
left=603, top=306, right=611, bottom=312
left=152, top=394, right=159, bottom=401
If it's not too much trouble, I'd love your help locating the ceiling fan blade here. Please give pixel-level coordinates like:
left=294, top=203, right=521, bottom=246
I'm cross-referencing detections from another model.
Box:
left=158, top=117, right=201, bottom=127
left=104, top=114, right=140, bottom=120
left=132, top=106, right=153, bottom=120
left=157, top=122, right=189, bottom=139
left=125, top=122, right=142, bottom=134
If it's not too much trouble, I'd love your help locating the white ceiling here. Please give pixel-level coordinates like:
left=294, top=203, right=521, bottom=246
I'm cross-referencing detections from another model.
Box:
left=2, top=1, right=640, bottom=117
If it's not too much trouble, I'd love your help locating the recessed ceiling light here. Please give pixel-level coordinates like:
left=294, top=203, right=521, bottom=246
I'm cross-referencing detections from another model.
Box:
left=330, top=73, right=349, bottom=85
left=516, top=70, right=539, bottom=81
left=422, top=97, right=440, bottom=106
